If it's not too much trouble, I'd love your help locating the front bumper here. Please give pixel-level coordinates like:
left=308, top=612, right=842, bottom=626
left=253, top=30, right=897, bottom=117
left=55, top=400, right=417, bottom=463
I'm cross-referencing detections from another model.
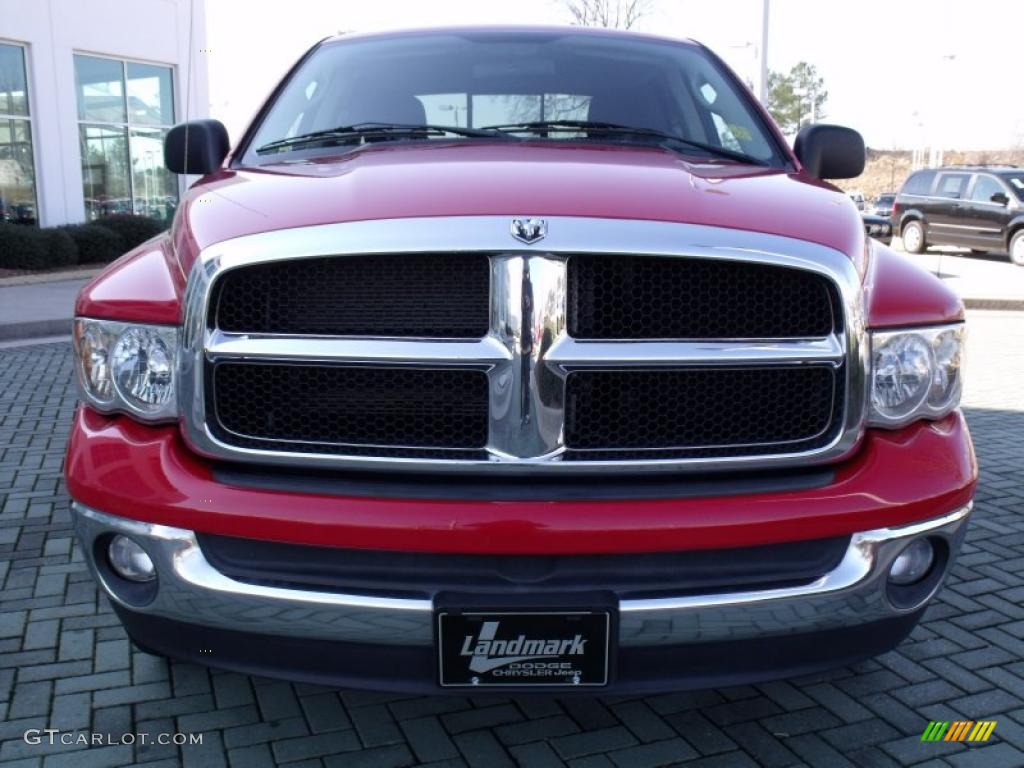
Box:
left=66, top=407, right=976, bottom=553
left=74, top=502, right=970, bottom=692
left=67, top=404, right=976, bottom=692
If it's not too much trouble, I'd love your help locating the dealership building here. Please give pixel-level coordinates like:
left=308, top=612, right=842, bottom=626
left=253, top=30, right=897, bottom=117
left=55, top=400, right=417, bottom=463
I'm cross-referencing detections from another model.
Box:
left=0, top=0, right=208, bottom=227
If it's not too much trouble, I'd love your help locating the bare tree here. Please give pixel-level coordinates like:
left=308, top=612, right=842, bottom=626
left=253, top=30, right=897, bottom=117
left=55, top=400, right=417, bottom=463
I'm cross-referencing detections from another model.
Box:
left=562, top=0, right=653, bottom=30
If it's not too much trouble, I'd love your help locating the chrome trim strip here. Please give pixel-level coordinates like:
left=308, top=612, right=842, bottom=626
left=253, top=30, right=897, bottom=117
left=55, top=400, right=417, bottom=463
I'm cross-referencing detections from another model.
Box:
left=73, top=503, right=433, bottom=646
left=621, top=504, right=970, bottom=614
left=929, top=223, right=1001, bottom=232
left=547, top=336, right=844, bottom=369
left=73, top=502, right=970, bottom=647
left=180, top=216, right=868, bottom=475
left=206, top=330, right=511, bottom=367
left=619, top=503, right=971, bottom=646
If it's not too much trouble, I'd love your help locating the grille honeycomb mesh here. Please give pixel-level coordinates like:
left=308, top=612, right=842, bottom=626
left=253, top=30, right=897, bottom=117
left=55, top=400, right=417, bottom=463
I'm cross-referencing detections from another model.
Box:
left=213, top=254, right=490, bottom=337
left=565, top=366, right=839, bottom=451
left=568, top=255, right=838, bottom=339
left=212, top=363, right=489, bottom=450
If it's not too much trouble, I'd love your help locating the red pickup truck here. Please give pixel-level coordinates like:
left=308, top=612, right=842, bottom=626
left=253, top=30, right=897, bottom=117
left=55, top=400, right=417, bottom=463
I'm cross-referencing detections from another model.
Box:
left=67, top=27, right=975, bottom=693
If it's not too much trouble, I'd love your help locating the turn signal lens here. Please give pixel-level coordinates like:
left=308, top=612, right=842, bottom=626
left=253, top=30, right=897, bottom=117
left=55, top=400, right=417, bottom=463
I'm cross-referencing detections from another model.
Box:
left=74, top=322, right=115, bottom=403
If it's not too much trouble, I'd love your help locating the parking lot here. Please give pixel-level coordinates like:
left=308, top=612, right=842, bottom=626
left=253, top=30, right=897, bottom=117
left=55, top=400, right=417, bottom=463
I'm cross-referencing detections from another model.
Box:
left=1, top=310, right=1023, bottom=768
left=891, top=242, right=1024, bottom=308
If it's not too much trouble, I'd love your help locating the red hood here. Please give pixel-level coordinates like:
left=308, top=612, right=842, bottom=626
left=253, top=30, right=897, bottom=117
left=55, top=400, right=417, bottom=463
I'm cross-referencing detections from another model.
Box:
left=173, top=142, right=864, bottom=274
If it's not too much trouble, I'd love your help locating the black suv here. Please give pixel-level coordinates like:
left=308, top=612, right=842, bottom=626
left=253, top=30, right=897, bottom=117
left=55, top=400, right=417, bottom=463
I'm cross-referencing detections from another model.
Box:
left=893, top=165, right=1024, bottom=265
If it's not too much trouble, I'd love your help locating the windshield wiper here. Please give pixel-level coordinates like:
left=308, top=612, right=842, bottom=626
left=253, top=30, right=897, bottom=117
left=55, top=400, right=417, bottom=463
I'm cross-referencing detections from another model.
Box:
left=480, top=120, right=770, bottom=166
left=255, top=122, right=508, bottom=155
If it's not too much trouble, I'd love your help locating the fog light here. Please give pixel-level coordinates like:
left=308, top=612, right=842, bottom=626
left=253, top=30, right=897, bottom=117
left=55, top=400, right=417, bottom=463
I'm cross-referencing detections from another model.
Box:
left=107, top=535, right=156, bottom=582
left=888, top=539, right=935, bottom=585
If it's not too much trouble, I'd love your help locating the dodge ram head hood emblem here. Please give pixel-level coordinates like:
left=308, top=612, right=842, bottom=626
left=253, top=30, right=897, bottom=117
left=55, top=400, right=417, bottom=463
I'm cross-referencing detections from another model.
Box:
left=511, top=218, right=547, bottom=244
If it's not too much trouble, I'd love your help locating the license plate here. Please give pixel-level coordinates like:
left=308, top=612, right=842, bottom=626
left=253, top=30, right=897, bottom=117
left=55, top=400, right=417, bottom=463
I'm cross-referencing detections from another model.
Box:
left=438, top=611, right=610, bottom=687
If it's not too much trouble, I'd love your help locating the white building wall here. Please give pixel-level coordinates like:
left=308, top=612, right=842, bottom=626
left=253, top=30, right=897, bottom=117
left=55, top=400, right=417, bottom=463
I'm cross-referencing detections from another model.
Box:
left=0, top=0, right=207, bottom=226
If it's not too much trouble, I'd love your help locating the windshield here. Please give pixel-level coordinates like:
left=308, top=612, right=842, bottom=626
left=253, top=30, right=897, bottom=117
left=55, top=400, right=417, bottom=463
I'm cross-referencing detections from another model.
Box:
left=1002, top=174, right=1024, bottom=201
left=241, top=30, right=783, bottom=167
left=876, top=195, right=894, bottom=205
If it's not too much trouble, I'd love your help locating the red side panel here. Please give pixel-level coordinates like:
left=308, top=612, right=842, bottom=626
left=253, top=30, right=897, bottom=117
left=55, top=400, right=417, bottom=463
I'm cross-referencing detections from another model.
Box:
left=864, top=242, right=964, bottom=329
left=75, top=234, right=185, bottom=324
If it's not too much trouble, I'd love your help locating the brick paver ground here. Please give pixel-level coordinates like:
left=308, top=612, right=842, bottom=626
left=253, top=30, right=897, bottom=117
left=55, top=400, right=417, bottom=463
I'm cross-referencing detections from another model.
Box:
left=1, top=310, right=1023, bottom=767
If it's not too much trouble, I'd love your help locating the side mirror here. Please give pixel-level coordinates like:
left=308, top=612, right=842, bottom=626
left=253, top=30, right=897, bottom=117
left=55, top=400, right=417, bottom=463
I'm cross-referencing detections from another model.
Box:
left=991, top=192, right=1010, bottom=206
left=164, top=119, right=230, bottom=175
left=794, top=124, right=866, bottom=180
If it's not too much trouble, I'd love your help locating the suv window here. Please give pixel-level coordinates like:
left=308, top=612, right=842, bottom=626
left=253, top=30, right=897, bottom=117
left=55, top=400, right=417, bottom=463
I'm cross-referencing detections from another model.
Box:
left=935, top=173, right=970, bottom=199
left=901, top=170, right=935, bottom=195
left=970, top=175, right=1006, bottom=204
left=1000, top=173, right=1024, bottom=202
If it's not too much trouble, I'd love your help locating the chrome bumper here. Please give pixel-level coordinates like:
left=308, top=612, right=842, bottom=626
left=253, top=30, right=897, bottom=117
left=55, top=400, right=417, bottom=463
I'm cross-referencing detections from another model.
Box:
left=72, top=502, right=970, bottom=648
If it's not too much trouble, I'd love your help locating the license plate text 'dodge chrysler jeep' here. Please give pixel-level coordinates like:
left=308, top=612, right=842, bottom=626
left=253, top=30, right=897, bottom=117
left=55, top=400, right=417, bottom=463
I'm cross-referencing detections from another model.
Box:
left=67, top=27, right=975, bottom=693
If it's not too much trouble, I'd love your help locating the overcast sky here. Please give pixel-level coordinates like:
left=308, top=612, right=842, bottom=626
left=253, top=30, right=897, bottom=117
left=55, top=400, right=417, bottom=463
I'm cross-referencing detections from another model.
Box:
left=204, top=0, right=1024, bottom=151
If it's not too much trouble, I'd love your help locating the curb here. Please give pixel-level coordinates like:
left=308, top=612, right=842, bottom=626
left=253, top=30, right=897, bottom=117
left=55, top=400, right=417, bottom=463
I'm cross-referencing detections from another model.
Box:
left=0, top=267, right=102, bottom=288
left=0, top=318, right=71, bottom=342
left=964, top=298, right=1024, bottom=311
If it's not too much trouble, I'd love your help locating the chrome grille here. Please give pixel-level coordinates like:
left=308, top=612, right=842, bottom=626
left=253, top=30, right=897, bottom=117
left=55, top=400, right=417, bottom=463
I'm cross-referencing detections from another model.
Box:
left=181, top=216, right=866, bottom=475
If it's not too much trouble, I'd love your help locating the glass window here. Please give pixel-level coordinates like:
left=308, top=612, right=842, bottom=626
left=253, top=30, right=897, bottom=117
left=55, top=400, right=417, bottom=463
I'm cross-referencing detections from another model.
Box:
left=418, top=93, right=468, bottom=127
left=74, top=55, right=177, bottom=224
left=75, top=55, right=126, bottom=123
left=80, top=125, right=130, bottom=217
left=0, top=42, right=37, bottom=225
left=0, top=43, right=29, bottom=116
left=1002, top=174, right=1024, bottom=202
left=970, top=175, right=1005, bottom=203
left=244, top=31, right=782, bottom=166
left=130, top=127, right=176, bottom=220
left=902, top=170, right=935, bottom=196
left=936, top=173, right=969, bottom=199
left=126, top=62, right=173, bottom=126
left=710, top=112, right=744, bottom=152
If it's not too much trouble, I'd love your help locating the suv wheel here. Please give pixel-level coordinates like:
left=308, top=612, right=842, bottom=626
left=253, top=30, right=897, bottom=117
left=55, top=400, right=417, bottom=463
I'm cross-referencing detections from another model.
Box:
left=902, top=220, right=926, bottom=254
left=1011, top=231, right=1024, bottom=267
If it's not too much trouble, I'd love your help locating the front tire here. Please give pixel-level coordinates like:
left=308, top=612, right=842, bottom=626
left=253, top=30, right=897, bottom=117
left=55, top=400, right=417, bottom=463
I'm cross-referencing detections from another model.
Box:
left=1010, top=231, right=1024, bottom=267
left=902, top=220, right=926, bottom=254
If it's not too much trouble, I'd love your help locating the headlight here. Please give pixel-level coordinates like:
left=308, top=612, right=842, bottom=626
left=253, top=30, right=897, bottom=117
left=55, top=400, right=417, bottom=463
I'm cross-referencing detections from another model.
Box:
left=75, top=323, right=116, bottom=404
left=869, top=324, right=964, bottom=427
left=73, top=319, right=178, bottom=422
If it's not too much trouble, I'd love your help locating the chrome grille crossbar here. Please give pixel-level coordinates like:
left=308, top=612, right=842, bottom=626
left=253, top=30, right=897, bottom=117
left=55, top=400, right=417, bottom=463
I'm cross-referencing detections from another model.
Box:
left=546, top=336, right=844, bottom=370
left=205, top=331, right=511, bottom=368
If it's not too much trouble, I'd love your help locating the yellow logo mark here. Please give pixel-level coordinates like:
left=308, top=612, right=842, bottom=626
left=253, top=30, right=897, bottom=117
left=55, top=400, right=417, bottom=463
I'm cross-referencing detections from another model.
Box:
left=921, top=720, right=997, bottom=742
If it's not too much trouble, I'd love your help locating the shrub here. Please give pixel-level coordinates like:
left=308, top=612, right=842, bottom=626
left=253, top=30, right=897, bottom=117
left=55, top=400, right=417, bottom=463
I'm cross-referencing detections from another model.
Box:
left=0, top=223, right=50, bottom=269
left=95, top=214, right=166, bottom=251
left=0, top=216, right=161, bottom=271
left=39, top=227, right=78, bottom=269
left=60, top=224, right=125, bottom=265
